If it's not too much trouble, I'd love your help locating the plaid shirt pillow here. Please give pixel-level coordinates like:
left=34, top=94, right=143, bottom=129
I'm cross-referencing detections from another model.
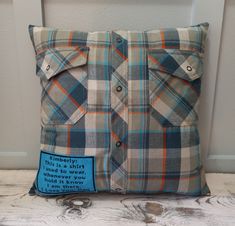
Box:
left=28, top=23, right=210, bottom=196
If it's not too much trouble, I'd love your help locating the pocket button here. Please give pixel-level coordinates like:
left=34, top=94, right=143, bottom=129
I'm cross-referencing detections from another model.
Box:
left=46, top=65, right=50, bottom=71
left=186, top=66, right=192, bottom=71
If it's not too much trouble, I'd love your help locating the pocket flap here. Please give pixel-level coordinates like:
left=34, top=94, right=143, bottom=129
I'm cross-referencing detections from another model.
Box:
left=147, top=49, right=203, bottom=81
left=36, top=46, right=89, bottom=80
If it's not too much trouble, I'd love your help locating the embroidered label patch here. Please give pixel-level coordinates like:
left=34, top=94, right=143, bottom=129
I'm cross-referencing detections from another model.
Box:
left=36, top=151, right=96, bottom=195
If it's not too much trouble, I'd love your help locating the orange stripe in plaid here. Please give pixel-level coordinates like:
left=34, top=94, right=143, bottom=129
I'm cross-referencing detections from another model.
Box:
left=53, top=80, right=86, bottom=114
left=160, top=31, right=166, bottom=49
left=148, top=54, right=160, bottom=66
left=111, top=131, right=128, bottom=149
left=87, top=111, right=111, bottom=115
left=68, top=31, right=73, bottom=46
left=111, top=131, right=120, bottom=142
left=180, top=78, right=198, bottom=95
left=112, top=44, right=128, bottom=60
left=148, top=53, right=176, bottom=73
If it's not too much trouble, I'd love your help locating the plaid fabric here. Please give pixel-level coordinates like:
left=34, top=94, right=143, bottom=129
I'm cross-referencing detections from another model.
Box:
left=28, top=22, right=210, bottom=196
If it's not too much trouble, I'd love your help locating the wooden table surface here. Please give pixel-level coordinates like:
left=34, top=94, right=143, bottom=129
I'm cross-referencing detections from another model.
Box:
left=0, top=170, right=235, bottom=226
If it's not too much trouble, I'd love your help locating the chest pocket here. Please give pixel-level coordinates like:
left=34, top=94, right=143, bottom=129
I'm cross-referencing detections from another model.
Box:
left=147, top=48, right=203, bottom=127
left=35, top=46, right=89, bottom=125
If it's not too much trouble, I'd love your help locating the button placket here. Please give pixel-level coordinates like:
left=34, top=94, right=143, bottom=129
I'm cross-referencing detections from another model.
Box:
left=109, top=31, right=128, bottom=194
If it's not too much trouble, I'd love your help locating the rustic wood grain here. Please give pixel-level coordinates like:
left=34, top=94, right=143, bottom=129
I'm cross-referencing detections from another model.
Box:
left=0, top=170, right=235, bottom=226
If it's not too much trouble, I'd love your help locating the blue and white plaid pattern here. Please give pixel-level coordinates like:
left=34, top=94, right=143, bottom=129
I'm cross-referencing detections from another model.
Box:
left=28, top=23, right=210, bottom=196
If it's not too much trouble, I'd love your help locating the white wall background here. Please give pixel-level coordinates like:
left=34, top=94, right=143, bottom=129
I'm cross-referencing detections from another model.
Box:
left=0, top=0, right=234, bottom=172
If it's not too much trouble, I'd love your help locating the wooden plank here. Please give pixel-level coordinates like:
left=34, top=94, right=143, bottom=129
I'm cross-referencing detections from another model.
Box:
left=0, top=170, right=235, bottom=226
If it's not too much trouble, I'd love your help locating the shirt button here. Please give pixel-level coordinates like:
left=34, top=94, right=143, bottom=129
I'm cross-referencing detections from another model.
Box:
left=116, top=37, right=122, bottom=43
left=116, top=141, right=122, bottom=147
left=186, top=66, right=192, bottom=71
left=116, top=85, right=122, bottom=92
